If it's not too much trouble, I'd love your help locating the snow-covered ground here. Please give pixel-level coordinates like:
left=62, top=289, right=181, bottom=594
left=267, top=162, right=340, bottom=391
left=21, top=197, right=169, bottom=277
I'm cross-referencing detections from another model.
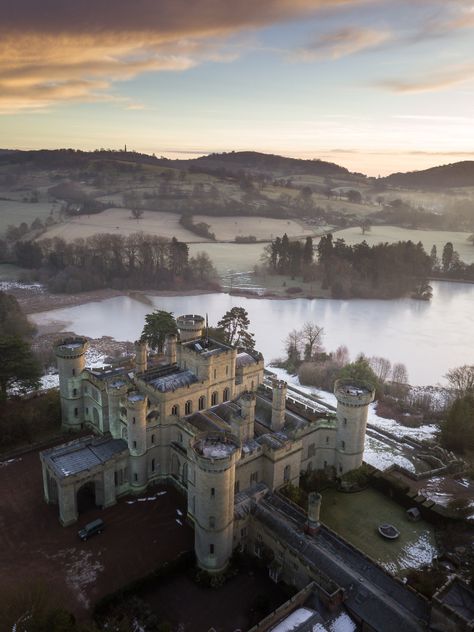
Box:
left=0, top=280, right=44, bottom=292
left=268, top=366, right=439, bottom=472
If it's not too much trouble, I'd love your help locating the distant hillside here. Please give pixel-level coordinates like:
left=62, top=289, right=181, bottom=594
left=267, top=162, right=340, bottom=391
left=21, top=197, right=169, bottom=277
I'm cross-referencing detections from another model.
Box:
left=186, top=150, right=353, bottom=178
left=383, top=161, right=474, bottom=189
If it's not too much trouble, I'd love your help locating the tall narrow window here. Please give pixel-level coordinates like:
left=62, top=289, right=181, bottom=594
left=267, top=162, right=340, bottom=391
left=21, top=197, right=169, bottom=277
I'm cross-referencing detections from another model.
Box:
left=74, top=407, right=78, bottom=417
left=171, top=404, right=179, bottom=416
left=209, top=516, right=215, bottom=528
left=185, top=400, right=192, bottom=415
left=133, top=440, right=137, bottom=449
left=151, top=458, right=155, bottom=472
left=283, top=464, right=291, bottom=483
left=151, top=434, right=155, bottom=444
left=211, top=392, right=218, bottom=406
left=210, top=544, right=214, bottom=555
left=198, top=395, right=205, bottom=411
left=223, top=387, right=230, bottom=402
left=210, top=487, right=215, bottom=498
left=72, top=368, right=75, bottom=377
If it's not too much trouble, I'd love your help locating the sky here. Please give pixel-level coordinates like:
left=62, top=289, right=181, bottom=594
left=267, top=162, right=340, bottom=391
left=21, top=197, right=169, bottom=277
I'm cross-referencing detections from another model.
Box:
left=1, top=0, right=474, bottom=175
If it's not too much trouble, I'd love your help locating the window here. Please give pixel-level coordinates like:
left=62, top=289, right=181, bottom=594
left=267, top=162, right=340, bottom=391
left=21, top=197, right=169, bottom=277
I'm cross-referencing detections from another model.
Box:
left=209, top=516, right=216, bottom=528
left=308, top=443, right=315, bottom=458
left=234, top=480, right=240, bottom=494
left=241, top=527, right=247, bottom=537
left=283, top=464, right=291, bottom=483
left=324, top=460, right=328, bottom=468
left=151, top=458, right=155, bottom=472
left=198, top=395, right=205, bottom=411
left=223, top=387, right=230, bottom=402
left=134, top=473, right=138, bottom=481
left=85, top=407, right=89, bottom=415
left=251, top=380, right=254, bottom=389
left=73, top=388, right=77, bottom=397
left=114, top=471, right=118, bottom=485
left=74, top=407, right=78, bottom=417
left=132, top=416, right=136, bottom=424
left=178, top=432, right=183, bottom=444
left=171, top=404, right=179, bottom=416
left=185, top=400, right=192, bottom=415
left=209, top=544, right=214, bottom=555
left=226, top=366, right=229, bottom=376
left=344, top=417, right=347, bottom=425
left=72, top=368, right=75, bottom=377
left=151, top=434, right=155, bottom=444
left=213, top=369, right=217, bottom=379
left=339, top=465, right=343, bottom=473
left=326, top=436, right=329, bottom=444
left=211, top=392, right=218, bottom=406
left=250, top=471, right=258, bottom=485
left=210, top=487, right=215, bottom=498
left=133, top=440, right=137, bottom=449
left=341, top=440, right=345, bottom=450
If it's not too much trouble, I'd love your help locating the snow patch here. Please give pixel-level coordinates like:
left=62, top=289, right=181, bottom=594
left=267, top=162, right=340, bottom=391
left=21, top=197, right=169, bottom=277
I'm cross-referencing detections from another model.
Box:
left=271, top=608, right=315, bottom=632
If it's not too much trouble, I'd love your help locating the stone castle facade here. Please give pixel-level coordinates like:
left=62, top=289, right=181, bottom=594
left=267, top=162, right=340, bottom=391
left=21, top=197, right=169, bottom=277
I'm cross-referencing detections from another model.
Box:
left=41, top=314, right=374, bottom=573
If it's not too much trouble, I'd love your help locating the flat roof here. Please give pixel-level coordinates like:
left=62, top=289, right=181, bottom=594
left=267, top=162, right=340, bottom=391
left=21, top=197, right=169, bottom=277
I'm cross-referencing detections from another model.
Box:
left=42, top=437, right=128, bottom=479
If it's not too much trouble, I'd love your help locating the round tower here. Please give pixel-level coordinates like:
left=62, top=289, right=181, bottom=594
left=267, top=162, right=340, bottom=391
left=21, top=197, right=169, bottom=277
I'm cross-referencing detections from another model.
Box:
left=55, top=337, right=89, bottom=431
left=334, top=378, right=375, bottom=475
left=134, top=340, right=147, bottom=373
left=192, top=432, right=241, bottom=573
left=126, top=392, right=148, bottom=491
left=271, top=379, right=287, bottom=432
left=106, top=380, right=128, bottom=438
left=177, top=314, right=205, bottom=342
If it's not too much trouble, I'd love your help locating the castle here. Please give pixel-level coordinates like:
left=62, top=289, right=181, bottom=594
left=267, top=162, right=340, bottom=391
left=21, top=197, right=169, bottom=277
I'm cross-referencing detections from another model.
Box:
left=41, top=314, right=375, bottom=573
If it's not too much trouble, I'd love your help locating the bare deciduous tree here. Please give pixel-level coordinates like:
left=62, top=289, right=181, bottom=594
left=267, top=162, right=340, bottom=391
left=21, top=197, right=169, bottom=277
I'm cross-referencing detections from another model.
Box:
left=392, top=362, right=408, bottom=384
left=445, top=365, right=474, bottom=394
left=369, top=356, right=392, bottom=383
left=301, top=322, right=324, bottom=360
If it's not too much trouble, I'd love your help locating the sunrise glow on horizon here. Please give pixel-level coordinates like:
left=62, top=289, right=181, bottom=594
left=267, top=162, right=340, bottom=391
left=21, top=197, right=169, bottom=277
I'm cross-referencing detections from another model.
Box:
left=1, top=0, right=474, bottom=175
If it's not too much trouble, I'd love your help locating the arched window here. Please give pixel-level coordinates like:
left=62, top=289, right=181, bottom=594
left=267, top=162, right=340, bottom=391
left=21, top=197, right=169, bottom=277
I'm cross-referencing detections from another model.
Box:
left=211, top=392, right=218, bottom=406
left=171, top=404, right=179, bottom=416
left=198, top=395, right=206, bottom=411
left=283, top=464, right=291, bottom=483
left=185, top=400, right=192, bottom=415
left=223, top=387, right=230, bottom=402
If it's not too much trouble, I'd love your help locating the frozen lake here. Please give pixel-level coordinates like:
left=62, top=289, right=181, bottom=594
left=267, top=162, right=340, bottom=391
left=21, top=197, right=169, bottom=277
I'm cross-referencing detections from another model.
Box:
left=30, top=280, right=474, bottom=385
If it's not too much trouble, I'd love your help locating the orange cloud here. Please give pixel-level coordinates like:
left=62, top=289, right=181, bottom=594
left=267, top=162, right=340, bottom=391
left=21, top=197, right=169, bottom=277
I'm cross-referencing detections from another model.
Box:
left=0, top=0, right=369, bottom=112
left=378, top=63, right=474, bottom=93
left=292, top=27, right=391, bottom=61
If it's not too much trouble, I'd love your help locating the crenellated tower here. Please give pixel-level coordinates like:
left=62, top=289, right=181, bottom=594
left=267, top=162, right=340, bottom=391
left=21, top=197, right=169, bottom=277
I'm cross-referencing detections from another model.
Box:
left=334, top=378, right=375, bottom=474
left=126, top=391, right=148, bottom=491
left=55, top=337, right=89, bottom=431
left=191, top=432, right=240, bottom=573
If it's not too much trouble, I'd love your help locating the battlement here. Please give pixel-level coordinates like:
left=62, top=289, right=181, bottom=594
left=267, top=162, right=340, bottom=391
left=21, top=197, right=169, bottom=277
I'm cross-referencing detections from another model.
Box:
left=334, top=378, right=375, bottom=407
left=177, top=314, right=205, bottom=341
left=55, top=337, right=89, bottom=359
left=192, top=432, right=240, bottom=470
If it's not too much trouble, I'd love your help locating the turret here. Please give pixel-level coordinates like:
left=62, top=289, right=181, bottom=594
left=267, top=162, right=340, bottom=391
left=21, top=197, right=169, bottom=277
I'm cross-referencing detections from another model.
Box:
left=134, top=340, right=147, bottom=373
left=271, top=379, right=287, bottom=432
left=165, top=333, right=177, bottom=365
left=191, top=432, right=240, bottom=573
left=334, top=379, right=375, bottom=475
left=177, top=314, right=205, bottom=342
left=232, top=392, right=255, bottom=441
left=106, top=380, right=128, bottom=438
left=126, top=392, right=148, bottom=491
left=55, top=337, right=89, bottom=431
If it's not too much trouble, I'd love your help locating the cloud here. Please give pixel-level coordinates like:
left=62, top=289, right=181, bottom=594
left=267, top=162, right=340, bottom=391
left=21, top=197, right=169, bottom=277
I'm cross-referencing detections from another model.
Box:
left=378, top=63, right=474, bottom=93
left=292, top=27, right=391, bottom=61
left=0, top=0, right=368, bottom=112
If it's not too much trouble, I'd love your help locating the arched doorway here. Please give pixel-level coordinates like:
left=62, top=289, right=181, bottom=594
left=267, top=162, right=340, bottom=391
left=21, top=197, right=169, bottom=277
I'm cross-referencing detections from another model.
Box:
left=77, top=481, right=97, bottom=514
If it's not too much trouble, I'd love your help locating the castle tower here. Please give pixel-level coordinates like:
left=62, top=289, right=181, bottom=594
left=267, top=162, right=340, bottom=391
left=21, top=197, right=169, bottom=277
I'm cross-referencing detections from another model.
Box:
left=55, top=337, right=89, bottom=431
left=177, top=314, right=205, bottom=342
left=334, top=378, right=375, bottom=475
left=126, top=392, right=148, bottom=491
left=165, top=333, right=177, bottom=365
left=106, top=380, right=128, bottom=438
left=234, top=392, right=255, bottom=441
left=134, top=340, right=147, bottom=373
left=271, top=379, right=287, bottom=432
left=192, top=433, right=241, bottom=573
left=306, top=492, right=321, bottom=536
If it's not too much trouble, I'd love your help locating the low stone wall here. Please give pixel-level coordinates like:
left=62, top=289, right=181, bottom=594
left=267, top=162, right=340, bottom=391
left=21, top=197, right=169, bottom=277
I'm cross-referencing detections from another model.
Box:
left=247, top=582, right=315, bottom=632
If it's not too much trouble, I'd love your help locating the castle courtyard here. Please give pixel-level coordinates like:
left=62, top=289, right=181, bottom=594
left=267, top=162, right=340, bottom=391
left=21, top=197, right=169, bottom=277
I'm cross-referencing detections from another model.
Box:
left=0, top=444, right=193, bottom=619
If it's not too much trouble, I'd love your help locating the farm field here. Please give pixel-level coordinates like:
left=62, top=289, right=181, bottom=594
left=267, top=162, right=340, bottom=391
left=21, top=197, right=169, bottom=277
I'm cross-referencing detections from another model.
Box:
left=38, top=208, right=201, bottom=242
left=333, top=225, right=474, bottom=263
left=188, top=242, right=266, bottom=273
left=0, top=200, right=55, bottom=232
left=193, top=214, right=317, bottom=240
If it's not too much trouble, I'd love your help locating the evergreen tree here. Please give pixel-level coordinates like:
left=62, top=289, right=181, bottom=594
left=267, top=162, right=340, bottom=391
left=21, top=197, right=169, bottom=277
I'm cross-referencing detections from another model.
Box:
left=303, top=237, right=313, bottom=266
left=442, top=242, right=454, bottom=272
left=441, top=394, right=474, bottom=453
left=140, top=310, right=177, bottom=352
left=0, top=336, right=41, bottom=401
left=217, top=307, right=255, bottom=350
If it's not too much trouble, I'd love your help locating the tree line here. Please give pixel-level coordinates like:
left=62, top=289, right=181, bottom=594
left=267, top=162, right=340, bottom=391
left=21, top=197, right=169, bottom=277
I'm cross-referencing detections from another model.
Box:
left=13, top=233, right=218, bottom=293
